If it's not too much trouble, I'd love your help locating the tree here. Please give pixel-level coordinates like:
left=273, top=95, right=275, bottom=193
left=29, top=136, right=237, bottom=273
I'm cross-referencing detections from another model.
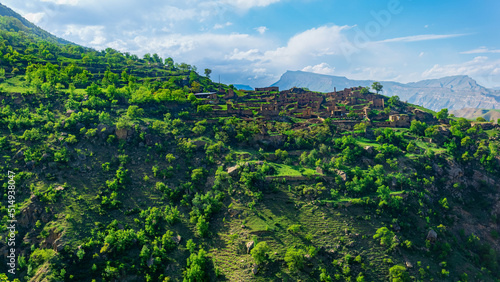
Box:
left=354, top=122, right=368, bottom=132
left=409, top=120, right=427, bottom=136
left=204, top=68, right=212, bottom=79
left=436, top=108, right=449, bottom=120
left=372, top=82, right=383, bottom=94
left=284, top=247, right=306, bottom=271
left=388, top=95, right=400, bottom=107
left=126, top=105, right=144, bottom=119
left=373, top=227, right=395, bottom=247
left=476, top=117, right=486, bottom=122
left=360, top=87, right=369, bottom=94
left=388, top=265, right=411, bottom=282
left=251, top=242, right=270, bottom=265
left=196, top=216, right=209, bottom=237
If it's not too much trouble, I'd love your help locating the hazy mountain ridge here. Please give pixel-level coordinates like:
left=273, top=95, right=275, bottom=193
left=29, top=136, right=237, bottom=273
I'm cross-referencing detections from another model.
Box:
left=271, top=70, right=500, bottom=111
left=450, top=108, right=500, bottom=121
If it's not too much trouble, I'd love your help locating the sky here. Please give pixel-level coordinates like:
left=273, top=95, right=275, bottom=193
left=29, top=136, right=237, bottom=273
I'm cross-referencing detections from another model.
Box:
left=3, top=0, right=500, bottom=88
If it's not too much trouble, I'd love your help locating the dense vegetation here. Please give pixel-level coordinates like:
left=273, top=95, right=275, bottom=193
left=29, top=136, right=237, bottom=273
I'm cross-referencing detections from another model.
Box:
left=1, top=9, right=500, bottom=282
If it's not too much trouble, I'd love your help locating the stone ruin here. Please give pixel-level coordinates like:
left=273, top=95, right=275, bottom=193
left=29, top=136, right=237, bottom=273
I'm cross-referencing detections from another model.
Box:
left=193, top=85, right=437, bottom=128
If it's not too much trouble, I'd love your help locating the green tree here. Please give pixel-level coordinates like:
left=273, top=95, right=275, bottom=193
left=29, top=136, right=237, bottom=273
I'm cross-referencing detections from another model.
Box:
left=196, top=216, right=209, bottom=237
left=372, top=82, right=383, bottom=94
left=251, top=242, right=270, bottom=265
left=126, top=105, right=144, bottom=119
left=183, top=249, right=207, bottom=282
left=354, top=122, right=368, bottom=132
left=476, top=116, right=486, bottom=122
left=409, top=120, right=427, bottom=136
left=373, top=227, right=395, bottom=247
left=204, top=68, right=212, bottom=78
left=436, top=108, right=449, bottom=120
left=388, top=265, right=411, bottom=282
left=360, top=87, right=369, bottom=94
left=388, top=95, right=400, bottom=107
left=284, top=247, right=306, bottom=271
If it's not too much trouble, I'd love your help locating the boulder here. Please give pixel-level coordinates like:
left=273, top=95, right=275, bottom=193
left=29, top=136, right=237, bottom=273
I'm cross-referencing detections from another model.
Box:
left=334, top=169, right=347, bottom=181
left=406, top=261, right=413, bottom=268
left=252, top=265, right=259, bottom=275
left=227, top=165, right=240, bottom=176
left=15, top=150, right=24, bottom=159
left=115, top=128, right=129, bottom=140
left=364, top=146, right=374, bottom=154
left=246, top=241, right=254, bottom=254
left=426, top=229, right=437, bottom=242
left=172, top=235, right=181, bottom=245
left=316, top=166, right=324, bottom=174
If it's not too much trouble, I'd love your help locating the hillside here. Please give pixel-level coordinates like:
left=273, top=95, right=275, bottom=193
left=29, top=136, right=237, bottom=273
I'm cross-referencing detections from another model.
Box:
left=0, top=3, right=72, bottom=45
left=271, top=70, right=500, bottom=111
left=1, top=6, right=500, bottom=282
left=451, top=108, right=500, bottom=122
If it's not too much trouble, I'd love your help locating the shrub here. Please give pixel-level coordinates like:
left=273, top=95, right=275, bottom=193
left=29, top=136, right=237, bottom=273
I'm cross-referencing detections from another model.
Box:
left=183, top=249, right=207, bottom=282
left=284, top=247, right=306, bottom=271
left=388, top=265, right=410, bottom=282
left=373, top=227, right=396, bottom=248
left=287, top=224, right=301, bottom=233
left=196, top=216, right=209, bottom=237
left=251, top=242, right=270, bottom=265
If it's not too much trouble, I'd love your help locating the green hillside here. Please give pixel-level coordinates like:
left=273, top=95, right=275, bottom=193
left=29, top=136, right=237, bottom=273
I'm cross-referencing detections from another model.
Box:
left=1, top=7, right=500, bottom=282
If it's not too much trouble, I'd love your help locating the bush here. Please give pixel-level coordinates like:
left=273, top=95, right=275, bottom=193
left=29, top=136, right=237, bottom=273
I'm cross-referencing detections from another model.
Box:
left=373, top=227, right=396, bottom=248
left=251, top=242, right=270, bottom=265
left=287, top=224, right=301, bottom=233
left=196, top=216, right=209, bottom=237
left=388, top=265, right=410, bottom=282
left=126, top=105, right=144, bottom=119
left=183, top=249, right=207, bottom=282
left=284, top=247, right=306, bottom=271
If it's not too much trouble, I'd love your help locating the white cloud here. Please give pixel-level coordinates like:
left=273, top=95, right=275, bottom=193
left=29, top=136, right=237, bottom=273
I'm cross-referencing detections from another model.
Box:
left=221, top=0, right=281, bottom=10
left=226, top=48, right=263, bottom=61
left=40, top=0, right=80, bottom=5
left=255, top=26, right=268, bottom=34
left=302, top=63, right=335, bottom=75
left=419, top=52, right=425, bottom=57
left=377, top=33, right=468, bottom=43
left=24, top=12, right=45, bottom=24
left=63, top=25, right=107, bottom=46
left=263, top=25, right=353, bottom=64
left=460, top=47, right=500, bottom=54
left=213, top=22, right=232, bottom=30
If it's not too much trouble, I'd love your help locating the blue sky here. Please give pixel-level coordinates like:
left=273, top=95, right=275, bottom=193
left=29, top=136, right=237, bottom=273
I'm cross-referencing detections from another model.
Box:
left=4, top=0, right=500, bottom=88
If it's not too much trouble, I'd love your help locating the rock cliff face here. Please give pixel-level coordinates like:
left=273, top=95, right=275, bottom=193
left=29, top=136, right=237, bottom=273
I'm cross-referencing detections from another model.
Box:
left=271, top=71, right=500, bottom=111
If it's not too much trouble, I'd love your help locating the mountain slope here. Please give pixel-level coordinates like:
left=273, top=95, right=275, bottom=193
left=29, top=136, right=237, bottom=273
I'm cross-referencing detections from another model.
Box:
left=1, top=4, right=500, bottom=282
left=272, top=70, right=500, bottom=111
left=0, top=3, right=73, bottom=44
left=451, top=108, right=500, bottom=121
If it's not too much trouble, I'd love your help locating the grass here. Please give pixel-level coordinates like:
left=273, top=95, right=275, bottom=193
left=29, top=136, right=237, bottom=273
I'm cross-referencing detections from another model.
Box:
left=0, top=75, right=34, bottom=93
left=268, top=163, right=318, bottom=177
left=209, top=183, right=397, bottom=281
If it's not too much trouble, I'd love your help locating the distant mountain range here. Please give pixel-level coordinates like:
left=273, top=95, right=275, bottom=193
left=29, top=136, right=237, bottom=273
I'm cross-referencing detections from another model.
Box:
left=271, top=70, right=500, bottom=111
left=450, top=108, right=500, bottom=122
left=233, top=84, right=253, bottom=91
